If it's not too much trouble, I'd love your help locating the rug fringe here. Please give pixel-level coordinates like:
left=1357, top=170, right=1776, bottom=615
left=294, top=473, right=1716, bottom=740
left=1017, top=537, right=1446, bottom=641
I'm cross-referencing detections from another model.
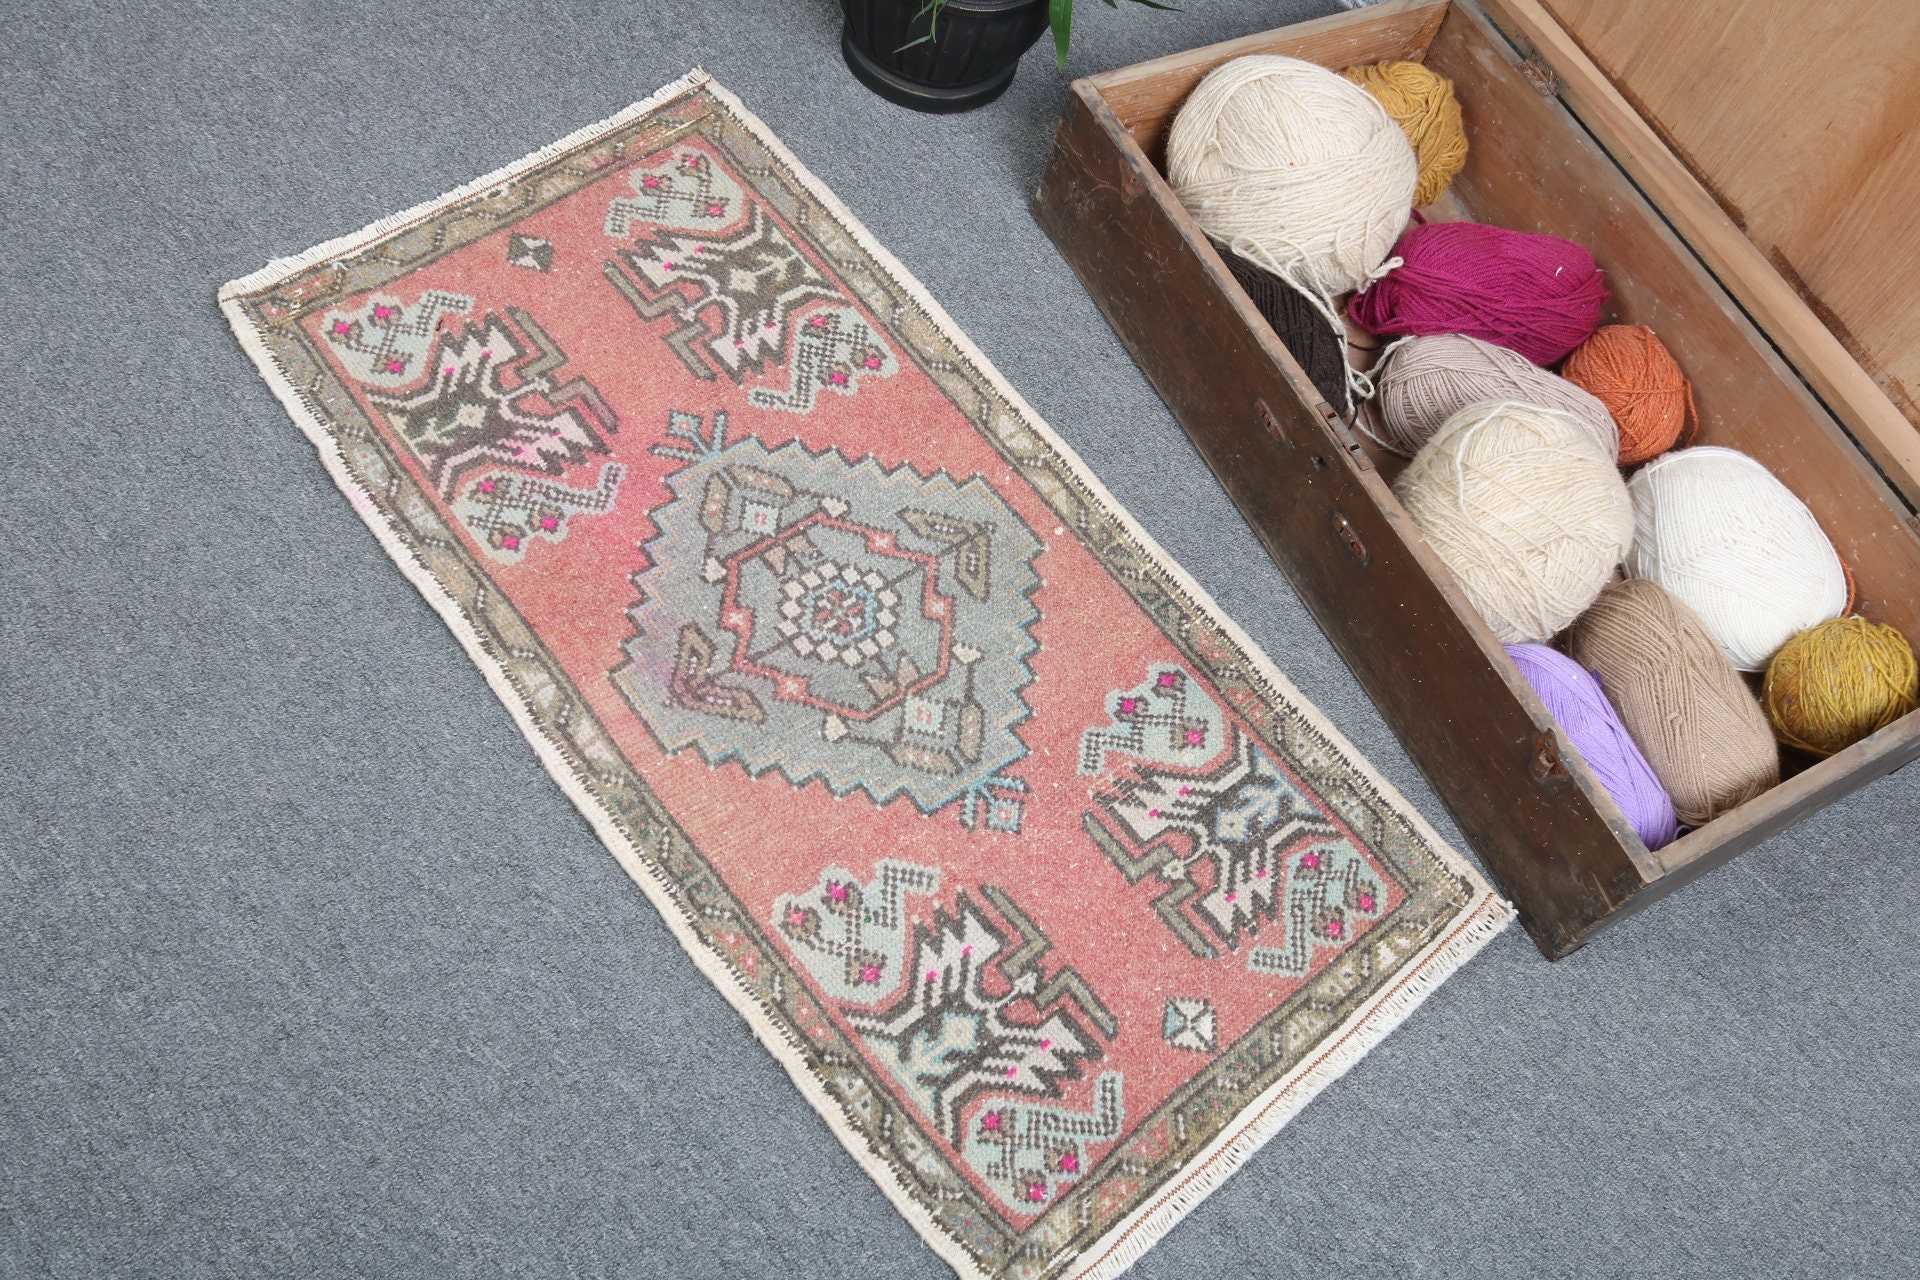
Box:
left=1062, top=891, right=1512, bottom=1280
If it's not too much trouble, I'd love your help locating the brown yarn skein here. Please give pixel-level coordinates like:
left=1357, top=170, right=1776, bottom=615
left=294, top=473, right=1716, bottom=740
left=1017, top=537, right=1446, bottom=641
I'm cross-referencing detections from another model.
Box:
left=1571, top=579, right=1780, bottom=827
left=1224, top=252, right=1353, bottom=412
left=1561, top=324, right=1696, bottom=465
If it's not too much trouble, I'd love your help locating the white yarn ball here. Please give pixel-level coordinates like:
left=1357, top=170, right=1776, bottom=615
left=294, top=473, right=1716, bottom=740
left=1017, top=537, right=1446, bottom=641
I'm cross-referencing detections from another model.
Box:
left=1371, top=333, right=1618, bottom=458
left=1624, top=446, right=1847, bottom=671
left=1395, top=400, right=1633, bottom=644
left=1167, top=55, right=1417, bottom=301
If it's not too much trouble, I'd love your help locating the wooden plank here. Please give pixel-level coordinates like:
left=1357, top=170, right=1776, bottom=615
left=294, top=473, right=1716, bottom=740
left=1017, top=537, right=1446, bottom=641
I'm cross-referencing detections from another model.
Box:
left=1088, top=0, right=1450, bottom=165
left=1476, top=0, right=1920, bottom=510
left=1033, top=81, right=1651, bottom=958
left=1428, top=0, right=1920, bottom=649
left=1644, top=710, right=1920, bottom=884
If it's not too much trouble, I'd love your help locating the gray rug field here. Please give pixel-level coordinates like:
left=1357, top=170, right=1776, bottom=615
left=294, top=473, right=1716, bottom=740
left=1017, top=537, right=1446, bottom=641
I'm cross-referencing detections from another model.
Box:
left=2, top=1, right=1914, bottom=1276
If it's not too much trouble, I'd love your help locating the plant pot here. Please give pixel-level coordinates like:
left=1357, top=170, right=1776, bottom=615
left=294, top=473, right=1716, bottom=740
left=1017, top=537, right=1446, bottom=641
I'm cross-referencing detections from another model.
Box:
left=840, top=0, right=1050, bottom=113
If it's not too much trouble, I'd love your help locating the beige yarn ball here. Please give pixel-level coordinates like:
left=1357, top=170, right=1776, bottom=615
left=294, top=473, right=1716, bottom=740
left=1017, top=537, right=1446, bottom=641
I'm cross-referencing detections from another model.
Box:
left=1572, top=578, right=1780, bottom=826
left=1625, top=446, right=1847, bottom=672
left=1369, top=333, right=1618, bottom=458
left=1168, top=55, right=1417, bottom=309
left=1394, top=400, right=1632, bottom=643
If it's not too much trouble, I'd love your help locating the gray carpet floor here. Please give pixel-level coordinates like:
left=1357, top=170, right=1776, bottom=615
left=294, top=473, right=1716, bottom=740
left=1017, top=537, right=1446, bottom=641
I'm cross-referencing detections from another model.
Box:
left=3, top=1, right=1916, bottom=1275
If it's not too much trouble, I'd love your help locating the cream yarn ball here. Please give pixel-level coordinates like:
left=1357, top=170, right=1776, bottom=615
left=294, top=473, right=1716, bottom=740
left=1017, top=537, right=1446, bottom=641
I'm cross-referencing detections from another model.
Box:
left=1369, top=333, right=1618, bottom=458
left=1395, top=400, right=1633, bottom=643
left=1625, top=446, right=1848, bottom=671
left=1168, top=55, right=1417, bottom=312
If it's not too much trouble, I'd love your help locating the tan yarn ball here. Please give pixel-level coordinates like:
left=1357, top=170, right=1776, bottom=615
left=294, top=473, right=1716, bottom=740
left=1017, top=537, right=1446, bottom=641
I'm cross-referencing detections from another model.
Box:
left=1763, top=616, right=1919, bottom=757
left=1394, top=400, right=1632, bottom=643
left=1341, top=59, right=1468, bottom=206
left=1369, top=333, right=1617, bottom=458
left=1168, top=55, right=1417, bottom=303
left=1572, top=579, right=1780, bottom=827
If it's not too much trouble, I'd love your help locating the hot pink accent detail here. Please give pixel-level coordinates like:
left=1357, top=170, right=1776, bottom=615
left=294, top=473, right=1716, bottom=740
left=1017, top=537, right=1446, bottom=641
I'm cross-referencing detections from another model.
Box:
left=1157, top=672, right=1178, bottom=688
left=502, top=535, right=521, bottom=551
left=981, top=1112, right=1001, bottom=1131
left=1326, top=919, right=1345, bottom=939
left=642, top=175, right=662, bottom=188
left=478, top=479, right=496, bottom=495
left=1255, top=869, right=1268, bottom=879
left=1039, top=1038, right=1052, bottom=1050
left=1224, top=891, right=1236, bottom=903
left=1060, top=1153, right=1079, bottom=1174
left=1185, top=730, right=1205, bottom=745
left=1302, top=852, right=1321, bottom=869
left=1027, top=1183, right=1047, bottom=1203
left=539, top=516, right=559, bottom=531
left=385, top=359, right=406, bottom=373
left=1118, top=698, right=1138, bottom=714
left=860, top=964, right=881, bottom=983
left=373, top=305, right=392, bottom=319
left=927, top=970, right=939, bottom=983
left=1178, top=785, right=1191, bottom=795
left=331, top=321, right=350, bottom=335
left=864, top=355, right=882, bottom=369
left=1147, top=809, right=1161, bottom=819
left=829, top=371, right=848, bottom=387
left=786, top=908, right=806, bottom=926
left=1359, top=893, right=1376, bottom=912
left=827, top=883, right=847, bottom=902
left=1005, top=1066, right=1018, bottom=1078
left=706, top=203, right=726, bottom=216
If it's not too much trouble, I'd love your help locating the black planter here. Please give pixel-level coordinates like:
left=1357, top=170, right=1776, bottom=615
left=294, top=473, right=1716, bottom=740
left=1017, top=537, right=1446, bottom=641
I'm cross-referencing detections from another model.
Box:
left=840, top=0, right=1050, bottom=113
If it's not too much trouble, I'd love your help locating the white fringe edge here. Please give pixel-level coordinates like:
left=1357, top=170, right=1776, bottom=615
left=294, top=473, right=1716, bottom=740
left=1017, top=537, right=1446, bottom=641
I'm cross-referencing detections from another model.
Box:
left=219, top=71, right=1514, bottom=1280
left=1059, top=892, right=1510, bottom=1280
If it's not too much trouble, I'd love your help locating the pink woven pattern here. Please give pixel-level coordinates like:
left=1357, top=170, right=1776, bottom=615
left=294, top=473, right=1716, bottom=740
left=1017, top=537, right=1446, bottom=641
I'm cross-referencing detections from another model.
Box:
left=1350, top=221, right=1607, bottom=365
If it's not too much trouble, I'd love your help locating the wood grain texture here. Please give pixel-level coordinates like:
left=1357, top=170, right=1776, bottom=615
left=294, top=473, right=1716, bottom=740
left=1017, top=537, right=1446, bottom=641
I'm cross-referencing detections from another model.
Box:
left=1531, top=0, right=1920, bottom=432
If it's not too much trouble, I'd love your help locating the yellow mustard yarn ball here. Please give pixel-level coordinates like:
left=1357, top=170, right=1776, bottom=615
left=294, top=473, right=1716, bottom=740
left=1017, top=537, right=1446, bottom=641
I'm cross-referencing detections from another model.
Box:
left=1341, top=59, right=1468, bottom=207
left=1762, top=616, right=1919, bottom=757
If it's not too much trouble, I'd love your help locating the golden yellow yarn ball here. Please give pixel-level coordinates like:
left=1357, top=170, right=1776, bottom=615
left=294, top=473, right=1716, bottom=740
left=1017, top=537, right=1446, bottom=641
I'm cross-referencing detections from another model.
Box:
left=1762, top=616, right=1919, bottom=757
left=1341, top=59, right=1468, bottom=206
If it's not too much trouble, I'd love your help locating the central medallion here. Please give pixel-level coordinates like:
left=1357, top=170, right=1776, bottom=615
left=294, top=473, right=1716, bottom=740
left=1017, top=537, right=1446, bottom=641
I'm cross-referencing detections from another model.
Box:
left=613, top=412, right=1043, bottom=828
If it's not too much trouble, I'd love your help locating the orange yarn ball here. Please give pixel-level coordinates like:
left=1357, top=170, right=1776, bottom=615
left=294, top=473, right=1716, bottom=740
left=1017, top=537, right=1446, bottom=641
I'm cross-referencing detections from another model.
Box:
left=1561, top=324, right=1696, bottom=465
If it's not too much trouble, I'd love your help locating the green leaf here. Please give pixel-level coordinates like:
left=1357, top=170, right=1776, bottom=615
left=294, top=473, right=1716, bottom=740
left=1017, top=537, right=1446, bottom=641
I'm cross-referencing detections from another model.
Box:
left=1051, top=0, right=1073, bottom=68
left=896, top=0, right=944, bottom=53
left=1126, top=0, right=1182, bottom=10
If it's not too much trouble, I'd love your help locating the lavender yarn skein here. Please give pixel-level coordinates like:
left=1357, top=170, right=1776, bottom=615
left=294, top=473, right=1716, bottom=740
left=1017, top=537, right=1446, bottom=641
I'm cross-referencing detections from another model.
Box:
left=1506, top=643, right=1681, bottom=849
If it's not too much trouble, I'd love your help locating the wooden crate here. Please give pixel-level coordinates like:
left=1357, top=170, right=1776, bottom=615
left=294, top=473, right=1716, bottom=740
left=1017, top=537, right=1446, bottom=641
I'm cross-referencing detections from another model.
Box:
left=1031, top=0, right=1920, bottom=958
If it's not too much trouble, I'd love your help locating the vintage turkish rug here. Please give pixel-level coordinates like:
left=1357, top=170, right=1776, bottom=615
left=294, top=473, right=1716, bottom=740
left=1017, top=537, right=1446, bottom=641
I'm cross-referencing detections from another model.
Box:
left=221, top=71, right=1510, bottom=1280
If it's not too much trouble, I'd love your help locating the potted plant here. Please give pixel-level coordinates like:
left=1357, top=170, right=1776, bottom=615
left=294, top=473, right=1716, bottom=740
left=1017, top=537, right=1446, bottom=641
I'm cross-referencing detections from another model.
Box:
left=840, top=0, right=1175, bottom=113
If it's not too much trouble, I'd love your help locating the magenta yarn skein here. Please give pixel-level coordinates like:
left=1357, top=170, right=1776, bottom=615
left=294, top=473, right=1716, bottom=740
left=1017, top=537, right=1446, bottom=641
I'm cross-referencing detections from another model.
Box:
left=1506, top=643, right=1681, bottom=849
left=1351, top=221, right=1608, bottom=365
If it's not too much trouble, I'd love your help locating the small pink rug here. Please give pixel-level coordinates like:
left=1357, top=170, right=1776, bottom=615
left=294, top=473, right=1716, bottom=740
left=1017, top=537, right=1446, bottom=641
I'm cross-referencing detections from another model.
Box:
left=223, top=71, right=1508, bottom=1280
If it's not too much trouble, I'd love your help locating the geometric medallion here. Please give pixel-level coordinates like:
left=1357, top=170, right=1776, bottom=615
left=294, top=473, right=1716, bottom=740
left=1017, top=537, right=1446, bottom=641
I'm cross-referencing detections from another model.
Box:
left=613, top=410, right=1042, bottom=827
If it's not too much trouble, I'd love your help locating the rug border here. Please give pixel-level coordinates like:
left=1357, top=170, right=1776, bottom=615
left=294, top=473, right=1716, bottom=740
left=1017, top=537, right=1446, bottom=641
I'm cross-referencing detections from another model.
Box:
left=219, top=70, right=1512, bottom=1280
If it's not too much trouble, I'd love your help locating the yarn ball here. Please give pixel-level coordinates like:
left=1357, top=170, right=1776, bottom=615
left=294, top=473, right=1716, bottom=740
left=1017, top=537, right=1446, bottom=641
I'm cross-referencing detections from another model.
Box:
left=1393, top=400, right=1632, bottom=643
left=1625, top=446, right=1847, bottom=671
left=1350, top=220, right=1609, bottom=365
left=1762, top=616, right=1919, bottom=757
left=1571, top=579, right=1780, bottom=827
left=1561, top=324, right=1696, bottom=464
left=1341, top=60, right=1468, bottom=207
left=1368, top=333, right=1616, bottom=458
left=1168, top=55, right=1417, bottom=305
left=1506, top=643, right=1680, bottom=849
left=1224, top=251, right=1354, bottom=413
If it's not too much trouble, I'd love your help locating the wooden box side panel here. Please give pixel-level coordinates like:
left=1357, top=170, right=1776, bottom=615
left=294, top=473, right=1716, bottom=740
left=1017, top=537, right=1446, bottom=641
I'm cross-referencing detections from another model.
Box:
left=1534, top=0, right=1920, bottom=438
left=1033, top=83, right=1649, bottom=958
left=1423, top=2, right=1920, bottom=651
